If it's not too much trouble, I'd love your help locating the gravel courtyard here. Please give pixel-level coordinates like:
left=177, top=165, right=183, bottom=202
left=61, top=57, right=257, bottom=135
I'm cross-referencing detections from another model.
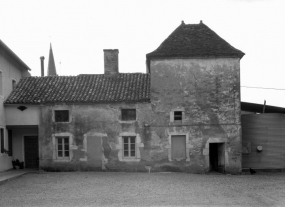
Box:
left=0, top=172, right=285, bottom=207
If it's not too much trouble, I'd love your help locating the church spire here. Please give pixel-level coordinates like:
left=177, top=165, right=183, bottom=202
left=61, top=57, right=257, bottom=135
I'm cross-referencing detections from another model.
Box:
left=47, top=43, right=57, bottom=76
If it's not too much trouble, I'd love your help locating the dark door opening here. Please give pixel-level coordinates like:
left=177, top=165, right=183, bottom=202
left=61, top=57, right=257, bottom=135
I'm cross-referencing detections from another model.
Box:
left=24, top=136, right=39, bottom=168
left=209, top=143, right=225, bottom=173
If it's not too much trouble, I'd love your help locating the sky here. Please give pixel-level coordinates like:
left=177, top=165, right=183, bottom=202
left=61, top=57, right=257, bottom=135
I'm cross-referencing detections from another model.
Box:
left=1, top=0, right=285, bottom=107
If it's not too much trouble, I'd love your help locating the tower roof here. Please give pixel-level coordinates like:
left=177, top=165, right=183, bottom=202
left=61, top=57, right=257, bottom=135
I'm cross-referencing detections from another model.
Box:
left=47, top=43, right=57, bottom=76
left=147, top=21, right=245, bottom=61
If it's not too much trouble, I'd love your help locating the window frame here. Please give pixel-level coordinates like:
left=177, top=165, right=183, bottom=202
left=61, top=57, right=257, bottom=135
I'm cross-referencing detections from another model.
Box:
left=174, top=111, right=183, bottom=121
left=121, top=109, right=136, bottom=121
left=53, top=110, right=70, bottom=123
left=56, top=136, right=70, bottom=160
left=170, top=108, right=185, bottom=123
left=123, top=136, right=136, bottom=158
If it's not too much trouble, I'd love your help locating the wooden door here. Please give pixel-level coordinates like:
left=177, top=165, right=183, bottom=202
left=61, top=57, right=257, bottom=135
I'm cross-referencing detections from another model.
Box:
left=171, top=135, right=186, bottom=160
left=24, top=136, right=39, bottom=168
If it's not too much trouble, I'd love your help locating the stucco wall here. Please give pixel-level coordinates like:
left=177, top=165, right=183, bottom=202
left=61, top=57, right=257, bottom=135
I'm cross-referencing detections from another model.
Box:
left=5, top=106, right=40, bottom=126
left=148, top=58, right=242, bottom=174
left=0, top=48, right=29, bottom=172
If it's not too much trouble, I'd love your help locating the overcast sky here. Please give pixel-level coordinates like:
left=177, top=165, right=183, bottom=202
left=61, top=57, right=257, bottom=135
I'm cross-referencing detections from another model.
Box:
left=1, top=0, right=285, bottom=107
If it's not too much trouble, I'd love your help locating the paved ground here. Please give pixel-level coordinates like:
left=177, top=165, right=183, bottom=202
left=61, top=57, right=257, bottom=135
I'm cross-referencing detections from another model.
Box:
left=0, top=169, right=37, bottom=184
left=0, top=172, right=285, bottom=207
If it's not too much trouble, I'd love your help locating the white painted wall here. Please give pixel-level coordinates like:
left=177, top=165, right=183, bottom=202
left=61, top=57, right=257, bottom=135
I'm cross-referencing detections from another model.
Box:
left=0, top=46, right=31, bottom=171
left=5, top=106, right=40, bottom=126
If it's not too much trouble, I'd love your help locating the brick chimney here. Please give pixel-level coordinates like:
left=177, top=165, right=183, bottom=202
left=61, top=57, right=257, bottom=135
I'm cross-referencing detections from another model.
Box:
left=104, top=49, right=119, bottom=75
left=40, top=56, right=45, bottom=76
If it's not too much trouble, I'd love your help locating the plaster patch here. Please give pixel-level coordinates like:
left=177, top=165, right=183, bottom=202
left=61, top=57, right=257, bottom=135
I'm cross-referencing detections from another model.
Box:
left=80, top=156, right=87, bottom=161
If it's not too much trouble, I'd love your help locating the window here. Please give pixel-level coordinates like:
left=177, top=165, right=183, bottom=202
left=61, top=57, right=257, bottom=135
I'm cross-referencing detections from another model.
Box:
left=174, top=111, right=182, bottom=121
left=121, top=109, right=136, bottom=121
left=0, top=71, right=3, bottom=96
left=0, top=128, right=4, bottom=153
left=123, top=136, right=136, bottom=158
left=12, top=79, right=16, bottom=89
left=54, top=110, right=69, bottom=122
left=56, top=137, right=69, bottom=159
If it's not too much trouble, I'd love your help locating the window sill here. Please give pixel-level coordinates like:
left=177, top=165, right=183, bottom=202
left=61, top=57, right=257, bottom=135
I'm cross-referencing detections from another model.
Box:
left=121, top=157, right=140, bottom=162
left=169, top=121, right=183, bottom=126
left=119, top=120, right=136, bottom=124
left=54, top=159, right=71, bottom=162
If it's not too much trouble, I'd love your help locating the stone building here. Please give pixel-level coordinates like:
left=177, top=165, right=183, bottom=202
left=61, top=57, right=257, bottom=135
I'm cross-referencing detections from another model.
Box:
left=4, top=21, right=244, bottom=174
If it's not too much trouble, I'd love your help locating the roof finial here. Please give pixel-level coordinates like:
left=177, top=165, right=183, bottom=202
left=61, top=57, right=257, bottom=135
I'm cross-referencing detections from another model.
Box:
left=200, top=20, right=203, bottom=24
left=181, top=20, right=185, bottom=25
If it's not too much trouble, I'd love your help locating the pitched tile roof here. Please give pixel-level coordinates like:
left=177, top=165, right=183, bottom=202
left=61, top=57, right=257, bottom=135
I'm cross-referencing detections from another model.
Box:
left=4, top=73, right=150, bottom=104
left=147, top=21, right=245, bottom=61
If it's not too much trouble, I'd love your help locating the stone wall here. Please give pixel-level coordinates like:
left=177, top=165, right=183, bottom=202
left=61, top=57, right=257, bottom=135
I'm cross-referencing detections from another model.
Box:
left=39, top=103, right=152, bottom=171
left=39, top=58, right=242, bottom=174
left=148, top=58, right=242, bottom=174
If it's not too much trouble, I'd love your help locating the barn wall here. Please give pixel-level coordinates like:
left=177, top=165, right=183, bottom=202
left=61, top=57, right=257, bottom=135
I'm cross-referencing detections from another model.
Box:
left=242, top=113, right=285, bottom=169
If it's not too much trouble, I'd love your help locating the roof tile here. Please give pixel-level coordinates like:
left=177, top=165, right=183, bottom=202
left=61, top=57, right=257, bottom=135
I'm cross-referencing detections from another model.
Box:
left=147, top=22, right=245, bottom=60
left=5, top=73, right=150, bottom=104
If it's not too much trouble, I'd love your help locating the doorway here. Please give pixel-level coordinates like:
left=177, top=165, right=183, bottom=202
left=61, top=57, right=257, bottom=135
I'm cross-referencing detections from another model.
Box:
left=24, top=136, right=39, bottom=168
left=209, top=143, right=225, bottom=173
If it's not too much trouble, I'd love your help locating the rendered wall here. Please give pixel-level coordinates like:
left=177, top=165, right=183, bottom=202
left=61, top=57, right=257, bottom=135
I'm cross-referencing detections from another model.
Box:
left=0, top=48, right=29, bottom=172
left=5, top=106, right=40, bottom=126
left=148, top=58, right=242, bottom=174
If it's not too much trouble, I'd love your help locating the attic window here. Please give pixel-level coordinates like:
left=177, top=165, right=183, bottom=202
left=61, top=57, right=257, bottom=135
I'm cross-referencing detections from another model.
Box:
left=174, top=111, right=182, bottom=121
left=170, top=109, right=184, bottom=123
left=54, top=110, right=69, bottom=122
left=121, top=109, right=136, bottom=121
left=17, top=106, right=27, bottom=111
